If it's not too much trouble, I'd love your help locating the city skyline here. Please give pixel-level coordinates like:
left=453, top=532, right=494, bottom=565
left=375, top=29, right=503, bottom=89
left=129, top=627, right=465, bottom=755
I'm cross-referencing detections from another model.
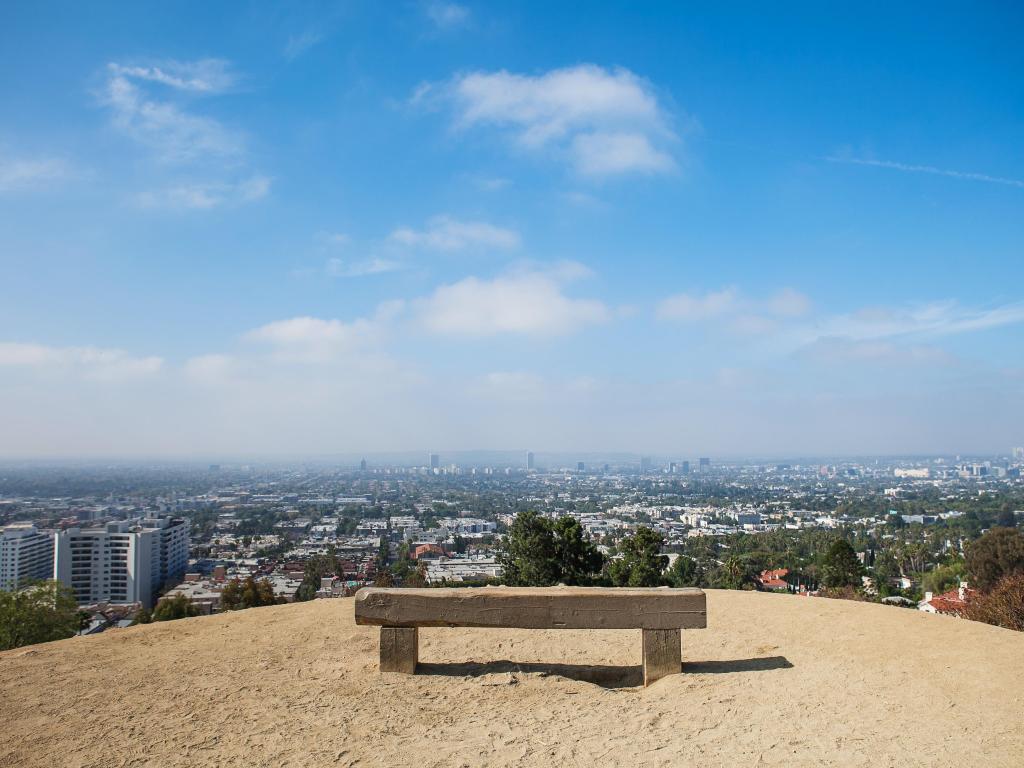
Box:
left=2, top=3, right=1023, bottom=457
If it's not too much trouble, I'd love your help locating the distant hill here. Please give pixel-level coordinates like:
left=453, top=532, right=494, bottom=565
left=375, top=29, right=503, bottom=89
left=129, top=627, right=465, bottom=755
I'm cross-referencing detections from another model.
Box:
left=1, top=591, right=1022, bottom=767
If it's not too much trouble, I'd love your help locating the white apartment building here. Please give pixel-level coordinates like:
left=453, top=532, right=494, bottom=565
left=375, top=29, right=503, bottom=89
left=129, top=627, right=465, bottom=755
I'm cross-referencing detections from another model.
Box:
left=425, top=555, right=502, bottom=584
left=1, top=524, right=55, bottom=591
left=54, top=517, right=189, bottom=607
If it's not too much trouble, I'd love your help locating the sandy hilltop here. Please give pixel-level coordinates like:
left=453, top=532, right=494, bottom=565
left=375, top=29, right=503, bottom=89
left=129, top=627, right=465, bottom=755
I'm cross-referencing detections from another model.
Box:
left=1, top=590, right=1022, bottom=768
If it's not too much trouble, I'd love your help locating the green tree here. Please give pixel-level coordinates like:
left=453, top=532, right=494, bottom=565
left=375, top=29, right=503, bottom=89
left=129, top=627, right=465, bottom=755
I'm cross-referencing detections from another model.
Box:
left=0, top=580, right=80, bottom=651
left=295, top=553, right=340, bottom=602
left=133, top=605, right=153, bottom=625
left=221, top=576, right=279, bottom=610
left=996, top=505, right=1016, bottom=529
left=404, top=561, right=429, bottom=588
left=551, top=516, right=605, bottom=585
left=820, top=539, right=863, bottom=588
left=609, top=527, right=668, bottom=587
left=713, top=555, right=756, bottom=590
left=375, top=539, right=391, bottom=572
left=966, top=527, right=1024, bottom=592
left=500, top=511, right=561, bottom=586
left=922, top=562, right=965, bottom=596
left=152, top=594, right=200, bottom=622
left=499, top=512, right=605, bottom=586
left=668, top=555, right=703, bottom=587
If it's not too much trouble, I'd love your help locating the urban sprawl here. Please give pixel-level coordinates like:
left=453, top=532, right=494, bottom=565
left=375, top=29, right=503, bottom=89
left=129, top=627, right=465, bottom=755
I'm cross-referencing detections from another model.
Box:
left=2, top=449, right=1023, bottom=633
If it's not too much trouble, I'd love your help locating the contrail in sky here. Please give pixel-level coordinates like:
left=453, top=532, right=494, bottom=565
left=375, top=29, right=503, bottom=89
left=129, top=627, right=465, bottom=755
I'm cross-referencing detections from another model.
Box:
left=829, top=156, right=1024, bottom=189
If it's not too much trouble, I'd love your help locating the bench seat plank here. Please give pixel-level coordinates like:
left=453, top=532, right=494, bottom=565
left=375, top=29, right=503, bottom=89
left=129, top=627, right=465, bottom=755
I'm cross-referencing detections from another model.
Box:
left=354, top=586, right=707, bottom=630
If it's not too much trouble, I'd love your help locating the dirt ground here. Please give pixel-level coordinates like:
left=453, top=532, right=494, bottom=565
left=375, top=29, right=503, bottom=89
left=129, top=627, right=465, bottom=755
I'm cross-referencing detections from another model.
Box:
left=2, top=589, right=1022, bottom=767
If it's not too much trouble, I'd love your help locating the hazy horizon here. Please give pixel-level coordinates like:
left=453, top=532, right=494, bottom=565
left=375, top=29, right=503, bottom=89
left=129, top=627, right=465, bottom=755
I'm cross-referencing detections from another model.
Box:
left=0, top=449, right=1013, bottom=468
left=2, top=3, right=1022, bottom=457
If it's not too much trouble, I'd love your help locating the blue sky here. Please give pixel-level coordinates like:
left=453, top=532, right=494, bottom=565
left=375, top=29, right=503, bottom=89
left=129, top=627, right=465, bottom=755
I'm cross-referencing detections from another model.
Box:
left=1, top=1, right=1022, bottom=458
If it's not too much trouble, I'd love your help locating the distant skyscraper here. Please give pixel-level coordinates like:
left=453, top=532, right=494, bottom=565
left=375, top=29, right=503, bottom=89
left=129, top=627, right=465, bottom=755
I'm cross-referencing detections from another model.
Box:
left=1013, top=447, right=1024, bottom=461
left=1, top=524, right=54, bottom=592
left=429, top=453, right=440, bottom=469
left=360, top=458, right=367, bottom=471
left=699, top=457, right=711, bottom=471
left=527, top=451, right=535, bottom=470
left=577, top=461, right=585, bottom=472
left=669, top=462, right=677, bottom=474
left=640, top=456, right=652, bottom=473
left=681, top=460, right=690, bottom=474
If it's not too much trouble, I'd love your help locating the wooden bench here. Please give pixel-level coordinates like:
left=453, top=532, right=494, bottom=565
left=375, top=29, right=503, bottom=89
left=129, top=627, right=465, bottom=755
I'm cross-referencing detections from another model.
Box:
left=354, top=586, right=707, bottom=686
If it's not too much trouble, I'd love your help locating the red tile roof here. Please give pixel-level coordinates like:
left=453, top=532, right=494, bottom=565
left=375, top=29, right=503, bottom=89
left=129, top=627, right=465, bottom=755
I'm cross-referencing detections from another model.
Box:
left=926, top=586, right=978, bottom=615
left=758, top=568, right=790, bottom=589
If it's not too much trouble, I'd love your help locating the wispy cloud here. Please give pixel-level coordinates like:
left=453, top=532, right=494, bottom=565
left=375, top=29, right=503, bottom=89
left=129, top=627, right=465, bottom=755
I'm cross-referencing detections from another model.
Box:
left=829, top=155, right=1024, bottom=189
left=425, top=2, right=470, bottom=29
left=0, top=342, right=162, bottom=380
left=108, top=59, right=235, bottom=93
left=809, top=300, right=1024, bottom=342
left=284, top=29, right=325, bottom=60
left=798, top=337, right=955, bottom=366
left=389, top=215, right=520, bottom=251
left=0, top=154, right=71, bottom=192
left=100, top=60, right=244, bottom=163
left=100, top=58, right=268, bottom=210
left=420, top=64, right=678, bottom=177
left=325, top=257, right=402, bottom=278
left=658, top=287, right=811, bottom=331
left=136, top=175, right=270, bottom=210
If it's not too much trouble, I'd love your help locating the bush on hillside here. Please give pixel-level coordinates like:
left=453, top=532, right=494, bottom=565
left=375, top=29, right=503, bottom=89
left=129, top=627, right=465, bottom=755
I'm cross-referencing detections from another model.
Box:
left=962, top=573, right=1024, bottom=632
left=0, top=580, right=80, bottom=650
left=152, top=594, right=201, bottom=622
left=966, top=528, right=1024, bottom=592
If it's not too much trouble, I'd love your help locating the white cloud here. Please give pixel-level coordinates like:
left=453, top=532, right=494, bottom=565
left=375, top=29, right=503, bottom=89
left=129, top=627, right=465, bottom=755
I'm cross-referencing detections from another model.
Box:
left=325, top=257, right=402, bottom=278
left=137, top=175, right=270, bottom=210
left=244, top=316, right=382, bottom=362
left=799, top=337, right=955, bottom=366
left=766, top=288, right=813, bottom=318
left=108, top=59, right=235, bottom=93
left=431, top=64, right=676, bottom=176
left=415, top=268, right=609, bottom=336
left=473, top=176, right=511, bottom=191
left=658, top=287, right=811, bottom=332
left=425, top=2, right=470, bottom=28
left=317, top=232, right=351, bottom=247
left=284, top=29, right=325, bottom=60
left=183, top=353, right=235, bottom=385
left=658, top=287, right=740, bottom=320
left=473, top=371, right=545, bottom=398
left=571, top=132, right=674, bottom=177
left=102, top=63, right=244, bottom=163
left=0, top=342, right=162, bottom=380
left=389, top=215, right=520, bottom=251
left=0, top=154, right=71, bottom=192
left=810, top=301, right=1024, bottom=343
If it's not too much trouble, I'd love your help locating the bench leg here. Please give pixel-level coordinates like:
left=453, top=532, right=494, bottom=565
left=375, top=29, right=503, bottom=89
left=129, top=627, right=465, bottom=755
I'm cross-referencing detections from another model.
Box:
left=379, top=627, right=418, bottom=673
left=642, top=629, right=681, bottom=686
